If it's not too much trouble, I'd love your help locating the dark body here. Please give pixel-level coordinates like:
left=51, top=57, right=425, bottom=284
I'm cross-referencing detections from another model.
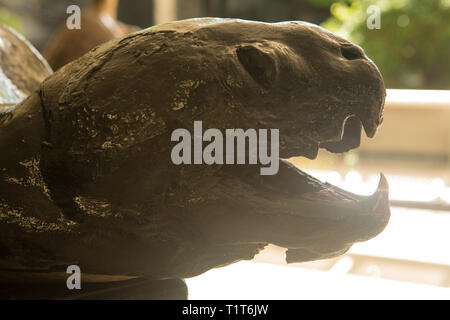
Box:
left=0, top=18, right=388, bottom=299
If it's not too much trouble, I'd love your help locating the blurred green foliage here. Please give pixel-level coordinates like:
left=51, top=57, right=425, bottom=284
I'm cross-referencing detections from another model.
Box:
left=0, top=6, right=23, bottom=34
left=310, top=0, right=450, bottom=89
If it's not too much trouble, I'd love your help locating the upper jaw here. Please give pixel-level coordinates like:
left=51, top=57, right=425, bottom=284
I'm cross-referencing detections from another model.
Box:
left=281, top=88, right=386, bottom=158
left=319, top=115, right=363, bottom=153
left=319, top=93, right=385, bottom=154
left=280, top=114, right=365, bottom=159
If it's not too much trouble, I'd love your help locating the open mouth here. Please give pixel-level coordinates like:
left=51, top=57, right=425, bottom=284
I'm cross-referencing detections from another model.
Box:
left=248, top=111, right=390, bottom=263
left=274, top=159, right=390, bottom=262
left=224, top=153, right=390, bottom=265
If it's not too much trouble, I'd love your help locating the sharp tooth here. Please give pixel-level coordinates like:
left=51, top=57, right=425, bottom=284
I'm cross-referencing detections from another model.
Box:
left=358, top=90, right=386, bottom=139
left=360, top=173, right=390, bottom=215
left=361, top=120, right=378, bottom=138
left=361, top=117, right=378, bottom=138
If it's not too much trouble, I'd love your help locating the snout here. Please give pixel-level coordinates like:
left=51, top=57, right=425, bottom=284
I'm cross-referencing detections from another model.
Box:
left=342, top=42, right=386, bottom=139
left=317, top=41, right=386, bottom=153
left=340, top=43, right=366, bottom=61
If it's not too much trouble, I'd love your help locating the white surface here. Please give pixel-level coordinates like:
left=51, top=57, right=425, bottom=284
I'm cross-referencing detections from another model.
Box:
left=350, top=207, right=450, bottom=266
left=187, top=205, right=450, bottom=299
left=386, top=89, right=450, bottom=107
left=186, top=260, right=450, bottom=300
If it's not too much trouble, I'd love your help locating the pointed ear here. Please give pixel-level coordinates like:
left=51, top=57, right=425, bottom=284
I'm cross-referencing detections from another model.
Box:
left=236, top=45, right=277, bottom=89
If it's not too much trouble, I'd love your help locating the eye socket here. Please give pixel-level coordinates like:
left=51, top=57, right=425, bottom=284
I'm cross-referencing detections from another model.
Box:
left=340, top=46, right=364, bottom=60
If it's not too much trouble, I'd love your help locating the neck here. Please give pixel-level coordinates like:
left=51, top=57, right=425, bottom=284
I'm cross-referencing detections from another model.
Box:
left=0, top=94, right=46, bottom=171
left=0, top=94, right=69, bottom=240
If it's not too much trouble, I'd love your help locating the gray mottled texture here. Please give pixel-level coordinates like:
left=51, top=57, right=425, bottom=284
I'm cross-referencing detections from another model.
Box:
left=0, top=24, right=52, bottom=108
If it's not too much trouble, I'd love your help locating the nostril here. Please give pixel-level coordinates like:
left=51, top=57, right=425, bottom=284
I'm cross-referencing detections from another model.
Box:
left=341, top=46, right=364, bottom=60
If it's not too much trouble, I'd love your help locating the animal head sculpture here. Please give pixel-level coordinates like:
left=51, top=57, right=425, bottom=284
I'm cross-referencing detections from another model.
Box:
left=0, top=19, right=389, bottom=298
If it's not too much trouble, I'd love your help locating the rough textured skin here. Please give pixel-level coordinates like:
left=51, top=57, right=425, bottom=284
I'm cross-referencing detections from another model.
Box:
left=0, top=18, right=389, bottom=299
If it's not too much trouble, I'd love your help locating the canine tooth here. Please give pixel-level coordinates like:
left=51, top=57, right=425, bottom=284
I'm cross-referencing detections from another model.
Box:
left=360, top=173, right=390, bottom=215
left=361, top=117, right=378, bottom=138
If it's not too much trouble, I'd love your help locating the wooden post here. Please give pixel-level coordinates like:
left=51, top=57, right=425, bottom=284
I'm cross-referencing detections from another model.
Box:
left=92, top=0, right=119, bottom=19
left=154, top=0, right=177, bottom=25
